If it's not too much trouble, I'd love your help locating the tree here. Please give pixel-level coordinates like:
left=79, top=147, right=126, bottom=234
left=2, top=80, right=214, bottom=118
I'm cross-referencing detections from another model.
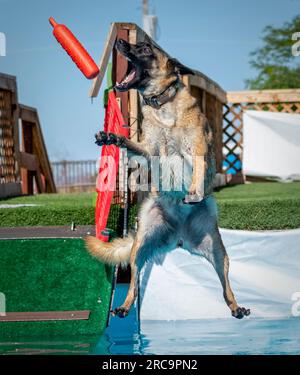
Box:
left=246, top=15, right=300, bottom=89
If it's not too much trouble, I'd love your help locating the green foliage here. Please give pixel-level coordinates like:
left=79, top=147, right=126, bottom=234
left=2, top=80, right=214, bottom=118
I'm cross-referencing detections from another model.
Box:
left=246, top=15, right=300, bottom=89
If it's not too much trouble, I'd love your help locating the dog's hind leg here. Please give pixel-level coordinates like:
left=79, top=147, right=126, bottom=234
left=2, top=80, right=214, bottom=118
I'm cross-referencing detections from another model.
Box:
left=112, top=197, right=178, bottom=318
left=210, top=234, right=250, bottom=319
left=187, top=207, right=250, bottom=319
left=111, top=235, right=141, bottom=318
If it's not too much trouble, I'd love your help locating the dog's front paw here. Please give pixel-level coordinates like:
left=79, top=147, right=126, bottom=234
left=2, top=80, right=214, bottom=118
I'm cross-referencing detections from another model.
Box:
left=111, top=306, right=129, bottom=318
left=183, top=194, right=203, bottom=204
left=183, top=185, right=204, bottom=204
left=95, top=131, right=108, bottom=146
left=107, top=133, right=125, bottom=146
left=95, top=131, right=125, bottom=147
left=232, top=306, right=250, bottom=319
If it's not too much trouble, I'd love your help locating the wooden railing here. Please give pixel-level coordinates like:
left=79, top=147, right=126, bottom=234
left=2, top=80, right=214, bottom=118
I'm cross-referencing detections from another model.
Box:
left=51, top=160, right=98, bottom=193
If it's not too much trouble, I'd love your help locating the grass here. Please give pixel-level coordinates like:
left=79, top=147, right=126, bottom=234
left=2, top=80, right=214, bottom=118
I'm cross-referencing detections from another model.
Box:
left=0, top=193, right=96, bottom=227
left=0, top=182, right=300, bottom=230
left=214, top=182, right=300, bottom=230
left=0, top=192, right=137, bottom=232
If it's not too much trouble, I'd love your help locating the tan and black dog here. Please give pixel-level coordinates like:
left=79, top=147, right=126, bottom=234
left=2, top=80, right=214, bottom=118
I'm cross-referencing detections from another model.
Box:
left=85, top=37, right=250, bottom=320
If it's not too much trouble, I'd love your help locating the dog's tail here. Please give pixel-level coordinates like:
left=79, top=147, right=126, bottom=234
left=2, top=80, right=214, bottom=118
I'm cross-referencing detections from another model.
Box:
left=84, top=234, right=134, bottom=267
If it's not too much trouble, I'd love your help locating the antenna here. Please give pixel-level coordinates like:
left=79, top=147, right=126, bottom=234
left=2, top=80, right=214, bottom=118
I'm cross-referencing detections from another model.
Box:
left=143, top=0, right=149, bottom=16
left=142, top=0, right=158, bottom=41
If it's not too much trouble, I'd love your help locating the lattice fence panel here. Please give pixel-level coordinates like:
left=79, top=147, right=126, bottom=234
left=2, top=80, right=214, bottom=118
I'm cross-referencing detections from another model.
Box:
left=223, top=103, right=243, bottom=173
left=0, top=90, right=17, bottom=184
left=222, top=101, right=300, bottom=174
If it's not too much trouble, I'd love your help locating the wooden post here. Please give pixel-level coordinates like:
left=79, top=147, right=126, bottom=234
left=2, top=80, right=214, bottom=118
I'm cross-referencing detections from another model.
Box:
left=19, top=105, right=56, bottom=194
left=89, top=23, right=117, bottom=98
left=112, top=29, right=129, bottom=121
left=202, top=91, right=206, bottom=115
left=215, top=99, right=223, bottom=173
left=128, top=29, right=140, bottom=142
left=21, top=121, right=34, bottom=194
left=112, top=28, right=130, bottom=231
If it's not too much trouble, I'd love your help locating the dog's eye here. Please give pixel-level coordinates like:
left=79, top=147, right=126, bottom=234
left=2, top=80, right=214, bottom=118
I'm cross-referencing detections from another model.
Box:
left=143, top=47, right=152, bottom=54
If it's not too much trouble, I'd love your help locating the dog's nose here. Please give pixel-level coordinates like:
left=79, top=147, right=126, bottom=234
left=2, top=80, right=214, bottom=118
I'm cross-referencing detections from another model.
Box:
left=116, top=38, right=130, bottom=53
left=116, top=39, right=128, bottom=48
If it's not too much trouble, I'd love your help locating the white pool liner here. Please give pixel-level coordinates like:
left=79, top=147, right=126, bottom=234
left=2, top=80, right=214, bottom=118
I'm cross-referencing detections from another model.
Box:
left=139, top=228, right=300, bottom=321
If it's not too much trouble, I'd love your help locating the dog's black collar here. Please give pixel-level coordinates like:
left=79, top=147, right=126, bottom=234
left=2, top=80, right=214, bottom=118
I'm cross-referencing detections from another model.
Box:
left=142, top=79, right=180, bottom=109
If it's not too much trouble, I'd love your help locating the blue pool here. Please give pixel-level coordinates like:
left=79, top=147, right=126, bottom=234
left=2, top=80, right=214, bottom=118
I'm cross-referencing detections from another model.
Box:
left=1, top=284, right=299, bottom=355
left=91, top=284, right=300, bottom=355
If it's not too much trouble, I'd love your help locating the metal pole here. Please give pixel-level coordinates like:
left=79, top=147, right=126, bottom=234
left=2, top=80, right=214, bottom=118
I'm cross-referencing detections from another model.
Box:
left=143, top=0, right=149, bottom=16
left=142, top=0, right=157, bottom=41
left=122, top=148, right=129, bottom=237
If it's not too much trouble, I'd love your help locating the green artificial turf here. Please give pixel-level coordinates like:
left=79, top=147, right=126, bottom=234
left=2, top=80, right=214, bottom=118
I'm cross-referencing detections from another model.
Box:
left=0, top=238, right=113, bottom=338
left=0, top=182, right=300, bottom=230
left=0, top=193, right=96, bottom=227
left=214, top=182, right=300, bottom=230
left=0, top=192, right=137, bottom=233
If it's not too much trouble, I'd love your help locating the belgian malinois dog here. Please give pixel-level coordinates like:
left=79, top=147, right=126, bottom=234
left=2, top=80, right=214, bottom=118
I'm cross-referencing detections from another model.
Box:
left=85, top=37, right=250, bottom=320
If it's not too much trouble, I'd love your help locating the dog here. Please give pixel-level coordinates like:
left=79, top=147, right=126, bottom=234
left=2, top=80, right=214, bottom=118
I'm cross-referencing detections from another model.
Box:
left=85, top=37, right=250, bottom=320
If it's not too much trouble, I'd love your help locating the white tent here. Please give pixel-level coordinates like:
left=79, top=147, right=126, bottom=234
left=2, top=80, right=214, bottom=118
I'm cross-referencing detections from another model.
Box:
left=243, top=110, right=300, bottom=181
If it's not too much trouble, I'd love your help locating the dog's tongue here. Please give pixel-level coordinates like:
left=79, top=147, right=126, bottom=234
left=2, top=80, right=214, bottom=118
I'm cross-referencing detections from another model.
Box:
left=116, top=68, right=136, bottom=88
left=127, top=69, right=136, bottom=82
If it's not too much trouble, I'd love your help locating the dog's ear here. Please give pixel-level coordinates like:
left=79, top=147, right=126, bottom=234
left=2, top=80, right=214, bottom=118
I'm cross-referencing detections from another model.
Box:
left=168, top=58, right=195, bottom=76
left=143, top=34, right=153, bottom=45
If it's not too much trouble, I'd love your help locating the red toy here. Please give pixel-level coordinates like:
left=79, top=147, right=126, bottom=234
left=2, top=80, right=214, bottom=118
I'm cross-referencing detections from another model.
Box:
left=49, top=17, right=99, bottom=79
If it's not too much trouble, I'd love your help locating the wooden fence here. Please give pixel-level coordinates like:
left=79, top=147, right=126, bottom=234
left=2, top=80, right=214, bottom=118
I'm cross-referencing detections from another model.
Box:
left=51, top=160, right=98, bottom=193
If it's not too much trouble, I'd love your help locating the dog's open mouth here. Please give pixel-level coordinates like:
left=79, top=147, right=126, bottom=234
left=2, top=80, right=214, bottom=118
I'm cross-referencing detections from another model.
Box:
left=115, top=61, right=137, bottom=91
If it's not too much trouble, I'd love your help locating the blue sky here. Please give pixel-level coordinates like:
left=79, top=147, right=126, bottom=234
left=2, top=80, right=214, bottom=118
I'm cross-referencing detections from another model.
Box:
left=0, top=0, right=299, bottom=161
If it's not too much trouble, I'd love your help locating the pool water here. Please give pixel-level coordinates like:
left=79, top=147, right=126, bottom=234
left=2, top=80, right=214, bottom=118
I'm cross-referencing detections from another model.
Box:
left=1, top=284, right=299, bottom=355
left=92, top=284, right=300, bottom=355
